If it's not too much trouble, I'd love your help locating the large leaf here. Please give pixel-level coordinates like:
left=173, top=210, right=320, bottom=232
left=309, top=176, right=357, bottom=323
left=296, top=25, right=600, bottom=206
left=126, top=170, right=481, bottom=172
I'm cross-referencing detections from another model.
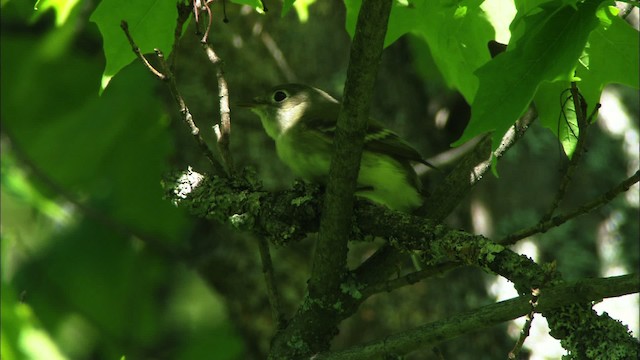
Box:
left=1, top=36, right=187, bottom=244
left=579, top=6, right=639, bottom=106
left=535, top=5, right=639, bottom=156
left=90, top=0, right=178, bottom=92
left=33, top=0, right=82, bottom=25
left=453, top=0, right=603, bottom=148
left=344, top=0, right=494, bottom=102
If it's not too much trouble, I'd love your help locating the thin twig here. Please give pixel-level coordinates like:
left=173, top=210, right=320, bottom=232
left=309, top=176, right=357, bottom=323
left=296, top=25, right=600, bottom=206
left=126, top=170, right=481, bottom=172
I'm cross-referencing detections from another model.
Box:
left=120, top=21, right=165, bottom=79
left=157, top=48, right=225, bottom=174
left=120, top=21, right=225, bottom=174
left=361, top=262, right=459, bottom=298
left=500, top=170, right=639, bottom=245
left=200, top=36, right=235, bottom=174
left=261, top=31, right=297, bottom=82
left=542, top=82, right=593, bottom=221
left=508, top=288, right=539, bottom=359
left=202, top=0, right=214, bottom=43
left=257, top=236, right=286, bottom=329
left=194, top=0, right=234, bottom=174
left=419, top=106, right=537, bottom=219
left=168, top=2, right=193, bottom=71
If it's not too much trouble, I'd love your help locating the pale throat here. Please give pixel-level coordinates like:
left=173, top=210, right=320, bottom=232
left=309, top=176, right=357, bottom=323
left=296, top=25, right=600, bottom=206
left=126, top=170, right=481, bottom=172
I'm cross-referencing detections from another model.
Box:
left=274, top=101, right=309, bottom=136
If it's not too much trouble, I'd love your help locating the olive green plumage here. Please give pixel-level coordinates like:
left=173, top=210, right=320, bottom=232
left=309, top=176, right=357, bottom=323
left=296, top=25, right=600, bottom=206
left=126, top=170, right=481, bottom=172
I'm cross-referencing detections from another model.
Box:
left=243, top=84, right=433, bottom=212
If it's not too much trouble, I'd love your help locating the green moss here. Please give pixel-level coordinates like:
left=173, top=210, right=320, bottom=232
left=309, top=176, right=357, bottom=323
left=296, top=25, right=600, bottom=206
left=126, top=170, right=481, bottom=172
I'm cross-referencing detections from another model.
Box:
left=286, top=334, right=310, bottom=353
left=480, top=242, right=504, bottom=263
left=291, top=194, right=314, bottom=206
left=229, top=213, right=254, bottom=229
left=340, top=279, right=364, bottom=300
left=332, top=301, right=343, bottom=311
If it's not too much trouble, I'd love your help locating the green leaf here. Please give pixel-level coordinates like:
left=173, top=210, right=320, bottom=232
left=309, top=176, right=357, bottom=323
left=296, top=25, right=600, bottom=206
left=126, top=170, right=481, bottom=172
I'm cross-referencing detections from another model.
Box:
left=282, top=0, right=296, bottom=16
left=453, top=0, right=602, bottom=148
left=0, top=282, right=68, bottom=360
left=90, top=0, right=178, bottom=92
left=535, top=5, right=639, bottom=156
left=283, top=0, right=317, bottom=22
left=345, top=0, right=494, bottom=102
left=344, top=0, right=436, bottom=51
left=534, top=80, right=580, bottom=155
left=577, top=6, right=639, bottom=111
left=1, top=36, right=188, bottom=244
left=1, top=151, right=70, bottom=223
left=481, top=0, right=517, bottom=44
left=33, top=0, right=82, bottom=26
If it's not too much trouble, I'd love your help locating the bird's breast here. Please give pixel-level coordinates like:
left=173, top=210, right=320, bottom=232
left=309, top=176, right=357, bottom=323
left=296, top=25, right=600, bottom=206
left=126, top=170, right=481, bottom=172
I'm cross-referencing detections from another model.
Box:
left=275, top=130, right=332, bottom=182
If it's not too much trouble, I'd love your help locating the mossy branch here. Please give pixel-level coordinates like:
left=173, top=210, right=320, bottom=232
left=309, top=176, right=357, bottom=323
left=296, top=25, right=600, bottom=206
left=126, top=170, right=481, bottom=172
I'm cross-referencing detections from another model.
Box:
left=165, top=167, right=639, bottom=358
left=314, top=274, right=639, bottom=360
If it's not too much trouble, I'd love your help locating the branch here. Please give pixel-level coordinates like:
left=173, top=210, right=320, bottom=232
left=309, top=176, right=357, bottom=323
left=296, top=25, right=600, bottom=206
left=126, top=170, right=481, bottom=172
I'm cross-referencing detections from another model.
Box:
left=166, top=168, right=639, bottom=357
left=166, top=168, right=542, bottom=288
left=508, top=288, right=539, bottom=359
left=360, top=262, right=459, bottom=298
left=542, top=82, right=597, bottom=221
left=351, top=108, right=537, bottom=301
left=168, top=2, right=192, bottom=71
left=310, top=0, right=392, bottom=301
left=500, top=170, right=639, bottom=245
left=420, top=106, right=537, bottom=220
left=256, top=235, right=286, bottom=329
left=200, top=40, right=235, bottom=174
left=268, top=1, right=394, bottom=357
left=120, top=21, right=225, bottom=175
left=314, top=274, right=639, bottom=360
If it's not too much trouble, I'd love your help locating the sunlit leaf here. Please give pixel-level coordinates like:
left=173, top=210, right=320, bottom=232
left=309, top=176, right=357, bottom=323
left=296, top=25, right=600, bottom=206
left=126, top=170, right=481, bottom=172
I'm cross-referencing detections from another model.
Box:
left=33, top=0, right=81, bottom=26
left=535, top=6, right=639, bottom=156
left=453, top=0, right=602, bottom=149
left=345, top=0, right=493, bottom=102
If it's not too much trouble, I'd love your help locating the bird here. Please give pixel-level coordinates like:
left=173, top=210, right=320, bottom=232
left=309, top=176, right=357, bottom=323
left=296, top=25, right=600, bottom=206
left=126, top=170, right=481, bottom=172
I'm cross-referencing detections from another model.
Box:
left=241, top=83, right=436, bottom=212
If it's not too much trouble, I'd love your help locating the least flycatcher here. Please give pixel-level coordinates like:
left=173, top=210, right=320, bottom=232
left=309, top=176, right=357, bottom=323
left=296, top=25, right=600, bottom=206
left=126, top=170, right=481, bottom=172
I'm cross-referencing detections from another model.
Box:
left=242, top=83, right=435, bottom=212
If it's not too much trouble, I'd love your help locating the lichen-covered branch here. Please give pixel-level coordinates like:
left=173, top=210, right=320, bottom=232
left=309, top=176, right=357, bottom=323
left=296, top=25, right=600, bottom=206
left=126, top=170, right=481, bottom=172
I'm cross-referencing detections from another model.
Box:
left=165, top=166, right=639, bottom=357
left=313, top=274, right=639, bottom=360
left=309, top=0, right=392, bottom=313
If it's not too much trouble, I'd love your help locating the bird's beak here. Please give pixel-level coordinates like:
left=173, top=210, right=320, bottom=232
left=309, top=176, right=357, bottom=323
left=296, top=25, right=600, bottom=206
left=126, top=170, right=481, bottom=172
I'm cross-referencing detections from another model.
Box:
left=236, top=95, right=267, bottom=109
left=235, top=100, right=255, bottom=108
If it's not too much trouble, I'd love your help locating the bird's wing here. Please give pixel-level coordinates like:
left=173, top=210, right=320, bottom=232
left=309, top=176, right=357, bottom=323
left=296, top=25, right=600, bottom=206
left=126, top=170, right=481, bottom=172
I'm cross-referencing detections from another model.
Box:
left=365, top=120, right=437, bottom=169
left=303, top=110, right=437, bottom=169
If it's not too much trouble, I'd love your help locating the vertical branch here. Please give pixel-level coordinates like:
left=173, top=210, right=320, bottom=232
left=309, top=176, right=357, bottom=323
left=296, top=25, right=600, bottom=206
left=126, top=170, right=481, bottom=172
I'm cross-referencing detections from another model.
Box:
left=269, top=1, right=392, bottom=357
left=542, top=82, right=595, bottom=221
left=309, top=0, right=392, bottom=297
left=197, top=2, right=235, bottom=175
left=257, top=236, right=286, bottom=329
left=190, top=1, right=235, bottom=174
left=168, top=2, right=192, bottom=71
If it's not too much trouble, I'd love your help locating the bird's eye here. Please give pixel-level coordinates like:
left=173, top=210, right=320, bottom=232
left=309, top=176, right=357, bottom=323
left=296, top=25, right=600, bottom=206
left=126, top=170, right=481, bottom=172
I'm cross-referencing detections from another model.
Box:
left=273, top=90, right=287, bottom=102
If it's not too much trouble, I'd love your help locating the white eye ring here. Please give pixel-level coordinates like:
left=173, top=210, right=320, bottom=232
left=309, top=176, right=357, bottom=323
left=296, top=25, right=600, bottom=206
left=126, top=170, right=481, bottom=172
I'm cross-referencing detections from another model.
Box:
left=273, top=90, right=288, bottom=102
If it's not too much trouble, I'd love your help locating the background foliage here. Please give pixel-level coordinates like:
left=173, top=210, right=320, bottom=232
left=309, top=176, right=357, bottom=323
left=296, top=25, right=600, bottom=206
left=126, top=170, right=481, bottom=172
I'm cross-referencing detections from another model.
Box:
left=2, top=0, right=638, bottom=359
